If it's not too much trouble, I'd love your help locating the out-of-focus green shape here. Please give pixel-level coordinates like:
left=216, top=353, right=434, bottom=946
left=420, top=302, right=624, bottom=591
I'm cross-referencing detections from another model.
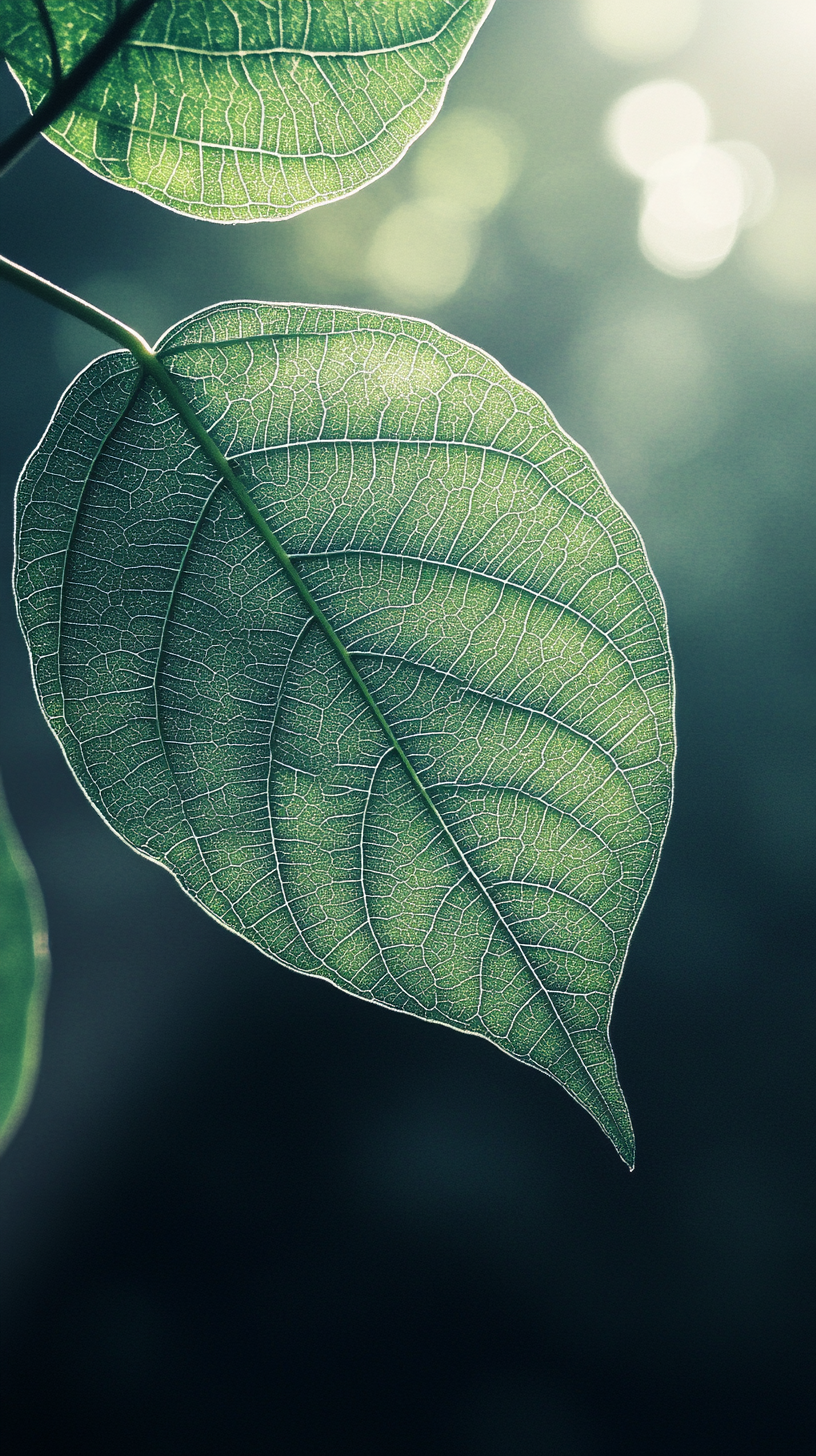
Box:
left=1, top=0, right=494, bottom=221
left=0, top=772, right=49, bottom=1152
left=14, top=303, right=675, bottom=1163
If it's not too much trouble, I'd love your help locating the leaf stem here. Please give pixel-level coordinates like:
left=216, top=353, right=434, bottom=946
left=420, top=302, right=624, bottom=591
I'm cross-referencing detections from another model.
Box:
left=0, top=251, right=151, bottom=353
left=0, top=0, right=157, bottom=177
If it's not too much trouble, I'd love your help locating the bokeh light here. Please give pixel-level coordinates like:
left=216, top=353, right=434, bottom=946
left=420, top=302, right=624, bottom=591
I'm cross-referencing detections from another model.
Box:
left=605, top=81, right=777, bottom=277
left=605, top=81, right=710, bottom=181
left=639, top=145, right=745, bottom=277
left=719, top=141, right=776, bottom=227
left=366, top=199, right=476, bottom=308
left=412, top=108, right=517, bottom=217
left=263, top=187, right=385, bottom=295
left=743, top=173, right=816, bottom=299
left=579, top=0, right=701, bottom=63
left=367, top=109, right=519, bottom=307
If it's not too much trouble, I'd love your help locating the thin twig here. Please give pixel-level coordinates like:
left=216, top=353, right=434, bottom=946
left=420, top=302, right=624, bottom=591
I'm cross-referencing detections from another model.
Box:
left=0, top=0, right=157, bottom=177
left=32, top=1, right=63, bottom=85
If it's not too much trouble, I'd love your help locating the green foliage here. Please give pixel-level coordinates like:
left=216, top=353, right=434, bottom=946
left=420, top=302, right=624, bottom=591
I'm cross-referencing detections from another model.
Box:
left=0, top=774, right=49, bottom=1152
left=14, top=303, right=674, bottom=1161
left=1, top=0, right=494, bottom=220
left=1, top=0, right=675, bottom=1159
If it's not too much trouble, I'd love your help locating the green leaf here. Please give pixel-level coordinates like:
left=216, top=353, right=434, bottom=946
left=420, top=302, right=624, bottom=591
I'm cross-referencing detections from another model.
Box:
left=0, top=772, right=49, bottom=1152
left=14, top=304, right=674, bottom=1163
left=2, top=0, right=495, bottom=221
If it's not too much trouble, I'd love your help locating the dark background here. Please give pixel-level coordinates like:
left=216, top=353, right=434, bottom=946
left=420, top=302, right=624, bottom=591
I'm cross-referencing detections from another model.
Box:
left=1, top=3, right=813, bottom=1452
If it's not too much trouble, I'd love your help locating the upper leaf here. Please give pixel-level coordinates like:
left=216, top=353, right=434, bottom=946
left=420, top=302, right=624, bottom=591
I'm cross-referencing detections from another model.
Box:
left=14, top=303, right=674, bottom=1163
left=1, top=0, right=495, bottom=221
left=0, top=774, right=49, bottom=1152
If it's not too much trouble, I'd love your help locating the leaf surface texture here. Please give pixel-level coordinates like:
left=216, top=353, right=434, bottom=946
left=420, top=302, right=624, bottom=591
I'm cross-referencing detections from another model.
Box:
left=2, top=0, right=494, bottom=220
left=14, top=303, right=675, bottom=1161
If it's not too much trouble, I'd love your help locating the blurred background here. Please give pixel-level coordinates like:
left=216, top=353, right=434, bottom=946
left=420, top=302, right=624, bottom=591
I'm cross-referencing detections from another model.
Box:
left=1, top=1, right=814, bottom=1450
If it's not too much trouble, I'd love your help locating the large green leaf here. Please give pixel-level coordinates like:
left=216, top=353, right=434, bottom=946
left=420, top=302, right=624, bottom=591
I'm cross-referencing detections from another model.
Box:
left=2, top=1, right=494, bottom=221
left=0, top=773, right=49, bottom=1152
left=14, top=303, right=674, bottom=1162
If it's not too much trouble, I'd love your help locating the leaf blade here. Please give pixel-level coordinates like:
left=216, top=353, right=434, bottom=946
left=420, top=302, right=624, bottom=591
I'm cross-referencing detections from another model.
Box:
left=14, top=304, right=675, bottom=1162
left=2, top=0, right=495, bottom=220
left=0, top=773, right=49, bottom=1153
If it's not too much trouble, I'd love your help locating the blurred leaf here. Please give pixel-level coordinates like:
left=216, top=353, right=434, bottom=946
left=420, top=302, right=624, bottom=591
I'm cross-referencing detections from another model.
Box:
left=1, top=0, right=495, bottom=221
left=0, top=773, right=49, bottom=1152
left=14, top=303, right=674, bottom=1162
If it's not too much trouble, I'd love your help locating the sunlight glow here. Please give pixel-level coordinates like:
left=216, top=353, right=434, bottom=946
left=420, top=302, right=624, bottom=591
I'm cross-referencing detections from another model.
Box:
left=413, top=110, right=516, bottom=217
left=605, top=81, right=710, bottom=181
left=606, top=83, right=776, bottom=277
left=743, top=174, right=816, bottom=300
left=580, top=0, right=701, bottom=64
left=719, top=142, right=776, bottom=228
left=367, top=110, right=519, bottom=307
left=367, top=200, right=476, bottom=307
left=639, top=145, right=745, bottom=277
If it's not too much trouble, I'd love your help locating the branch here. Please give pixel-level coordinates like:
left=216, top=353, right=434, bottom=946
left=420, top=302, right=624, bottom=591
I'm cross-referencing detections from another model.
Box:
left=0, top=0, right=157, bottom=177
left=32, top=0, right=62, bottom=84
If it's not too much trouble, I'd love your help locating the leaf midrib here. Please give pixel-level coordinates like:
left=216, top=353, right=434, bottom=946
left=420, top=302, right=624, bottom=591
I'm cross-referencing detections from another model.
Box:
left=38, top=347, right=633, bottom=1150
left=47, top=85, right=436, bottom=162
left=169, top=366, right=635, bottom=1138
left=128, top=377, right=668, bottom=734
left=87, top=370, right=662, bottom=831
left=8, top=0, right=479, bottom=73
left=358, top=641, right=666, bottom=766
left=297, top=550, right=667, bottom=746
left=127, top=4, right=475, bottom=62
left=5, top=52, right=437, bottom=166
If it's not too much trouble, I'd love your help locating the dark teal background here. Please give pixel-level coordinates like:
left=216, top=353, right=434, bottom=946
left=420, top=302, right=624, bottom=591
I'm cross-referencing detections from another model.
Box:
left=1, top=3, right=813, bottom=1451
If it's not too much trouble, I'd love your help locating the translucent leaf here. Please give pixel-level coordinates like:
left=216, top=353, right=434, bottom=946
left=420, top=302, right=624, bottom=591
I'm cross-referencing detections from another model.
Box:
left=14, top=304, right=675, bottom=1162
left=2, top=0, right=494, bottom=221
left=0, top=773, right=49, bottom=1152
